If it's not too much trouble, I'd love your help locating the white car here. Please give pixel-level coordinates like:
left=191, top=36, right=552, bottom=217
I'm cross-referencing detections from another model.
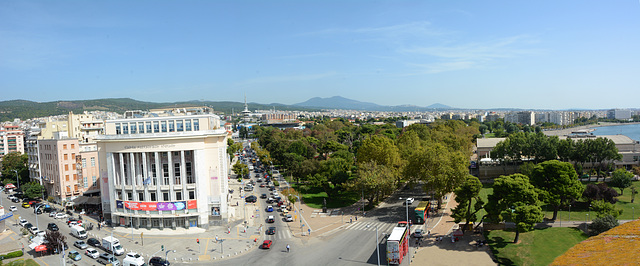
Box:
left=49, top=211, right=57, bottom=217
left=85, top=248, right=99, bottom=259
left=404, top=197, right=415, bottom=205
left=19, top=219, right=28, bottom=227
left=29, top=227, right=39, bottom=234
left=9, top=206, right=17, bottom=212
left=35, top=230, right=46, bottom=237
left=55, top=213, right=68, bottom=219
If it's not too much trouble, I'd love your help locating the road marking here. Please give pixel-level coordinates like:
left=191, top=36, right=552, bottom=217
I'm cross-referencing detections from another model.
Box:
left=37, top=257, right=49, bottom=266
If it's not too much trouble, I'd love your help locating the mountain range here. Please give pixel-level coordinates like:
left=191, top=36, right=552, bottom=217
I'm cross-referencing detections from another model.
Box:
left=294, top=96, right=452, bottom=111
left=0, top=96, right=452, bottom=122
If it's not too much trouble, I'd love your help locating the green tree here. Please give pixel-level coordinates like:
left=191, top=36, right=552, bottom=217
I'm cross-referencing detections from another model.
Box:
left=530, top=160, right=584, bottom=221
left=22, top=182, right=45, bottom=199
left=591, top=199, right=622, bottom=218
left=404, top=142, right=468, bottom=207
left=451, top=175, right=484, bottom=231
left=486, top=174, right=543, bottom=243
left=609, top=169, right=633, bottom=195
left=519, top=162, right=536, bottom=177
left=356, top=135, right=402, bottom=185
left=349, top=161, right=395, bottom=208
left=231, top=162, right=248, bottom=178
left=0, top=152, right=28, bottom=187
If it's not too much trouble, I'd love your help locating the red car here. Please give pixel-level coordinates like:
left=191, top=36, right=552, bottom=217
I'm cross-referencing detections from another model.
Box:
left=261, top=240, right=272, bottom=249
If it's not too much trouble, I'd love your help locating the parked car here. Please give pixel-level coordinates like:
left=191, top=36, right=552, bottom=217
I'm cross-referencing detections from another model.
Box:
left=285, top=214, right=293, bottom=222
left=34, top=230, right=46, bottom=237
left=85, top=248, right=100, bottom=259
left=29, top=227, right=39, bottom=234
left=266, top=206, right=274, bottom=212
left=245, top=195, right=257, bottom=203
left=87, top=238, right=101, bottom=247
left=149, top=256, right=170, bottom=266
left=260, top=194, right=267, bottom=199
left=9, top=206, right=17, bottom=212
left=97, top=253, right=119, bottom=265
left=49, top=211, right=57, bottom=217
left=68, top=250, right=82, bottom=261
left=267, top=215, right=275, bottom=223
left=74, top=240, right=88, bottom=249
left=23, top=223, right=33, bottom=230
left=266, top=227, right=276, bottom=235
left=261, top=240, right=272, bottom=249
left=22, top=202, right=30, bottom=208
left=48, top=223, right=59, bottom=231
left=55, top=213, right=68, bottom=219
left=19, top=219, right=28, bottom=227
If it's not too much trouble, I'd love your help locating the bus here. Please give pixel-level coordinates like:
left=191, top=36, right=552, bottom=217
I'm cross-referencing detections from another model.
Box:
left=386, top=226, right=409, bottom=265
left=414, top=201, right=431, bottom=224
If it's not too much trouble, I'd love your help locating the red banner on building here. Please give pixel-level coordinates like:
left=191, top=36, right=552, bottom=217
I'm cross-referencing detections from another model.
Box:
left=187, top=200, right=197, bottom=209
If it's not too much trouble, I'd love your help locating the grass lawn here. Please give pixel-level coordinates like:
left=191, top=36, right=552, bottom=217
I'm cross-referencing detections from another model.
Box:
left=479, top=180, right=640, bottom=222
left=289, top=181, right=360, bottom=209
left=4, top=259, right=39, bottom=266
left=486, top=227, right=589, bottom=266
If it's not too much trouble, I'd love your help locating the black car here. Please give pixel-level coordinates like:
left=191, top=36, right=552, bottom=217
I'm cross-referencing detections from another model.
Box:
left=245, top=195, right=257, bottom=203
left=47, top=223, right=59, bottom=231
left=11, top=198, right=20, bottom=203
left=266, top=227, right=276, bottom=235
left=87, top=238, right=101, bottom=247
left=260, top=194, right=267, bottom=199
left=24, top=223, right=33, bottom=230
left=149, top=256, right=171, bottom=266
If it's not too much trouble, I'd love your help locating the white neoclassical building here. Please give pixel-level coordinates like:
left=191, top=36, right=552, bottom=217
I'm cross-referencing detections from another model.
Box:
left=95, top=110, right=229, bottom=230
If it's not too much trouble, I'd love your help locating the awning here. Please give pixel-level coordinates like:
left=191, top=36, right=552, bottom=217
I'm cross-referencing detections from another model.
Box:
left=4, top=183, right=16, bottom=189
left=72, top=196, right=101, bottom=205
left=35, top=245, right=47, bottom=252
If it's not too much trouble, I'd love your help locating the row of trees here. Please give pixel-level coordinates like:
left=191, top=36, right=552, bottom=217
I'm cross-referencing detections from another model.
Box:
left=491, top=132, right=622, bottom=177
left=251, top=119, right=478, bottom=207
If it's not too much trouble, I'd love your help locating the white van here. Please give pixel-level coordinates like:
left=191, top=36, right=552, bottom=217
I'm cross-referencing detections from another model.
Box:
left=70, top=225, right=87, bottom=239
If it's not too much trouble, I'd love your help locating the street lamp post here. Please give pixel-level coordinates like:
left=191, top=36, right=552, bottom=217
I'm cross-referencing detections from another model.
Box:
left=12, top=169, right=19, bottom=189
left=376, top=225, right=380, bottom=266
left=568, top=204, right=571, bottom=223
left=164, top=250, right=176, bottom=261
left=586, top=213, right=589, bottom=233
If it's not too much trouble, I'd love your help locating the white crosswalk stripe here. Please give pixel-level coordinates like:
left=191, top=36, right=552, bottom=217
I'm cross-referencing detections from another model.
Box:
left=345, top=221, right=395, bottom=232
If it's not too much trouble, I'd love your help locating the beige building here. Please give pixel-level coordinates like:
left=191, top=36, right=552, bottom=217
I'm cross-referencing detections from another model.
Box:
left=38, top=138, right=93, bottom=202
left=95, top=112, right=229, bottom=230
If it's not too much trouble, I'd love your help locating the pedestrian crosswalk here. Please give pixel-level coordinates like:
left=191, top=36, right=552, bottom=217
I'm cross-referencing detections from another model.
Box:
left=264, top=228, right=293, bottom=240
left=344, top=221, right=396, bottom=232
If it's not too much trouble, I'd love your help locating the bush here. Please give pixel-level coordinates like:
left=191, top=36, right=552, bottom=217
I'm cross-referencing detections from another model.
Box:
left=590, top=215, right=619, bottom=236
left=273, top=180, right=280, bottom=186
left=0, top=250, right=24, bottom=260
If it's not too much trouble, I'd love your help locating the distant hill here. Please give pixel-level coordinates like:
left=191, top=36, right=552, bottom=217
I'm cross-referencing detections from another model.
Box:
left=295, top=96, right=384, bottom=110
left=295, top=96, right=453, bottom=111
left=0, top=98, right=318, bottom=122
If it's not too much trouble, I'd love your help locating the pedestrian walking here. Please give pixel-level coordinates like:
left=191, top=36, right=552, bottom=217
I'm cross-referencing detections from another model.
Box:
left=355, top=215, right=357, bottom=221
left=350, top=217, right=352, bottom=223
left=286, top=244, right=290, bottom=253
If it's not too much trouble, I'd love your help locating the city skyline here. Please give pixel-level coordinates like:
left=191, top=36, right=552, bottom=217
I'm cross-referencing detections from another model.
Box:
left=1, top=1, right=639, bottom=110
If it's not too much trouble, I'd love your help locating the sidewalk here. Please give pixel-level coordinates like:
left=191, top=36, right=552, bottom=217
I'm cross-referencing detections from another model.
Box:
left=411, top=194, right=496, bottom=266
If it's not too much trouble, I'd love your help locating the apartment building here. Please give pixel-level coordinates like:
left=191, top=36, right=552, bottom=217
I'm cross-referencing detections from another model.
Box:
left=0, top=125, right=24, bottom=159
left=38, top=137, right=92, bottom=202
left=95, top=111, right=229, bottom=230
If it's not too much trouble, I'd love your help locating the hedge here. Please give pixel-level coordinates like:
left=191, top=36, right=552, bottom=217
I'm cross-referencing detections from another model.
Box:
left=0, top=250, right=24, bottom=260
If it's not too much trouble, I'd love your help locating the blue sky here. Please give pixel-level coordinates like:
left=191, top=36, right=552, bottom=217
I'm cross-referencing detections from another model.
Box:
left=1, top=1, right=639, bottom=110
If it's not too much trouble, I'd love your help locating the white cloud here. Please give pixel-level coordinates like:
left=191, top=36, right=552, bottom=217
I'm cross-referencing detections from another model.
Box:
left=399, top=35, right=542, bottom=74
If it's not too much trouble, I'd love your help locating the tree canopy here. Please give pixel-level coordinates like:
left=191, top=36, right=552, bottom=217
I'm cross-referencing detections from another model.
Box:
left=530, top=160, right=584, bottom=220
left=486, top=174, right=543, bottom=243
left=609, top=169, right=633, bottom=195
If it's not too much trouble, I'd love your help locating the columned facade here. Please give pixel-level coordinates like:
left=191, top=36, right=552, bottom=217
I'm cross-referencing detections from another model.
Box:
left=96, top=114, right=228, bottom=230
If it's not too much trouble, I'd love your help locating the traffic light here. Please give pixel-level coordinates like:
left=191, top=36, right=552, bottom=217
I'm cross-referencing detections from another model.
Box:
left=161, top=245, right=164, bottom=251
left=197, top=238, right=200, bottom=244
